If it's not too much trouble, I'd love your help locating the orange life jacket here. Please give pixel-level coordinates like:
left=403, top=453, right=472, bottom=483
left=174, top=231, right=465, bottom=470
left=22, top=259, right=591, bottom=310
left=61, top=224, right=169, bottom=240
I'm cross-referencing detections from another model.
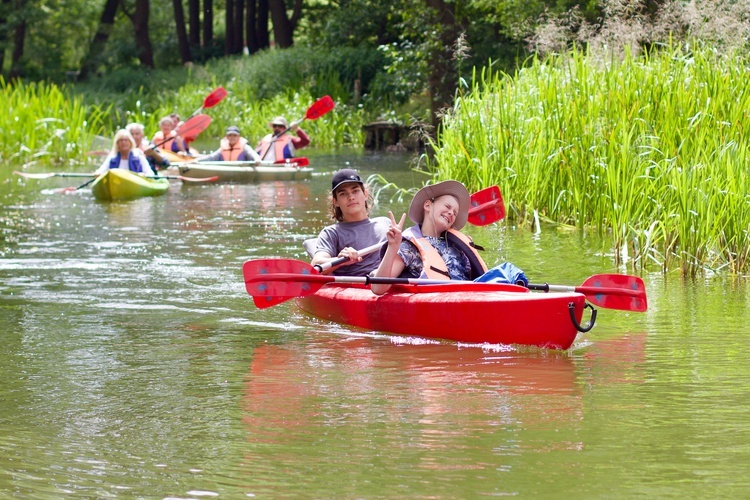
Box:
left=153, top=131, right=177, bottom=152
left=220, top=137, right=249, bottom=161
left=257, top=134, right=294, bottom=160
left=401, top=226, right=487, bottom=280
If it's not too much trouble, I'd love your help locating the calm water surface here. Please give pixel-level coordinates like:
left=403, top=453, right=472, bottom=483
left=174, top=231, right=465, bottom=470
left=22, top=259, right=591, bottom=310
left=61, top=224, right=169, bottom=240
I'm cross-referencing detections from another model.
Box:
left=1, top=151, right=749, bottom=497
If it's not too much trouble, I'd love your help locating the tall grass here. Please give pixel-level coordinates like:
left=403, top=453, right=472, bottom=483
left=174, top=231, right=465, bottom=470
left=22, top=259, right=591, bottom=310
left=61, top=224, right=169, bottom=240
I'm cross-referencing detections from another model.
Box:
left=0, top=77, right=109, bottom=168
left=430, top=44, right=750, bottom=276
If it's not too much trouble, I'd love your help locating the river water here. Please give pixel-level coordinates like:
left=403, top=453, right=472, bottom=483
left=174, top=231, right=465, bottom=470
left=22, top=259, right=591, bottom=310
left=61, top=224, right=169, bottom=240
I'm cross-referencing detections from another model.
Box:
left=1, top=151, right=749, bottom=497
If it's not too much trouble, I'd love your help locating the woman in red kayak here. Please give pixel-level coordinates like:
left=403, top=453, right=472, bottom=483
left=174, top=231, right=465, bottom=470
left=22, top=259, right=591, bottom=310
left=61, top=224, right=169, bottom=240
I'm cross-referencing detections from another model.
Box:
left=371, top=180, right=488, bottom=295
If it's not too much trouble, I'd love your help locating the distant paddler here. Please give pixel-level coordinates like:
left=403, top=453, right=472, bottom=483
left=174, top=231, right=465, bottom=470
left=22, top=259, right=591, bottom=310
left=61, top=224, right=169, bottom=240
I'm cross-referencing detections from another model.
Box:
left=256, top=116, right=310, bottom=162
left=126, top=123, right=170, bottom=171
left=199, top=125, right=262, bottom=163
left=152, top=116, right=191, bottom=156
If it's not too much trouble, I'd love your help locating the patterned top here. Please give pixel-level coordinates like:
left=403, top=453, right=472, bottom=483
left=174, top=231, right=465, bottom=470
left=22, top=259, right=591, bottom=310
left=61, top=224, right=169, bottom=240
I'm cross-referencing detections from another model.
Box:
left=399, top=236, right=471, bottom=280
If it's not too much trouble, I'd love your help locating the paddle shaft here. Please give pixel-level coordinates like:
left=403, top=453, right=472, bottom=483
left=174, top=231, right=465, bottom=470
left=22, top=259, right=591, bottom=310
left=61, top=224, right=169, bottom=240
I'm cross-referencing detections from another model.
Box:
left=528, top=283, right=644, bottom=298
left=314, top=242, right=382, bottom=272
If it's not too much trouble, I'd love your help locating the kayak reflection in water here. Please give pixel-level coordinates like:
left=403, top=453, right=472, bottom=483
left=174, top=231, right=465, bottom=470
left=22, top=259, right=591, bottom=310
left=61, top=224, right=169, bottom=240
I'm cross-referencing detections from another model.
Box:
left=372, top=180, right=488, bottom=295
left=310, top=168, right=389, bottom=276
left=94, top=129, right=155, bottom=177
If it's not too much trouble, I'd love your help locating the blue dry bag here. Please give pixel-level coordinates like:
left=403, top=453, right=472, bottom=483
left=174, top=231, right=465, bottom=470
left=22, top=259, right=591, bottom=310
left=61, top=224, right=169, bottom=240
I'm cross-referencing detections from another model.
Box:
left=474, top=262, right=529, bottom=287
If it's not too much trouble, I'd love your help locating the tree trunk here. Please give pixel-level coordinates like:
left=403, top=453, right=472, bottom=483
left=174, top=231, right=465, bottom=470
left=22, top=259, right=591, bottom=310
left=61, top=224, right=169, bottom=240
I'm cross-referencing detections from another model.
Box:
left=423, top=0, right=462, bottom=129
left=132, top=0, right=155, bottom=68
left=246, top=0, right=257, bottom=53
left=256, top=0, right=269, bottom=49
left=79, top=0, right=119, bottom=79
left=225, top=0, right=234, bottom=54
left=8, top=16, right=24, bottom=79
left=188, top=0, right=200, bottom=47
left=172, top=0, right=192, bottom=63
left=203, top=0, right=213, bottom=48
left=268, top=0, right=301, bottom=48
left=233, top=0, right=244, bottom=52
left=0, top=0, right=10, bottom=74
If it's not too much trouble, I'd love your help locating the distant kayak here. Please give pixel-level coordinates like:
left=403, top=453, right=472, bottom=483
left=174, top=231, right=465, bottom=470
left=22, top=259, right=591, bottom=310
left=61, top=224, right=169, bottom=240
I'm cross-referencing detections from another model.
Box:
left=91, top=169, right=170, bottom=201
left=169, top=160, right=312, bottom=183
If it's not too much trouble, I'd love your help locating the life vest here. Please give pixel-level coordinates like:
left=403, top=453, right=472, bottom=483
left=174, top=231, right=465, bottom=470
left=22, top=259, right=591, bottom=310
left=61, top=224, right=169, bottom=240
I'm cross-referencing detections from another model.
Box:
left=257, top=134, right=295, bottom=160
left=220, top=137, right=250, bottom=161
left=108, top=151, right=143, bottom=173
left=399, top=225, right=487, bottom=280
left=153, top=131, right=180, bottom=153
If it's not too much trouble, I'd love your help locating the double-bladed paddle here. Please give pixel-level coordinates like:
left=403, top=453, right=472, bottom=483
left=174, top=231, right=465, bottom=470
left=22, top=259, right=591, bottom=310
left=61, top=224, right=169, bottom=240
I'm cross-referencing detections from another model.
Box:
left=242, top=258, right=648, bottom=311
left=152, top=114, right=212, bottom=152
left=260, top=96, right=335, bottom=160
left=188, top=87, right=227, bottom=119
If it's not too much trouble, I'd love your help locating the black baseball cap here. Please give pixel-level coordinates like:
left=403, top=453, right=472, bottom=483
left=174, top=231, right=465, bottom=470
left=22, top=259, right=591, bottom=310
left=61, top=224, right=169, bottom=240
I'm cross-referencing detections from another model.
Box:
left=331, top=169, right=363, bottom=193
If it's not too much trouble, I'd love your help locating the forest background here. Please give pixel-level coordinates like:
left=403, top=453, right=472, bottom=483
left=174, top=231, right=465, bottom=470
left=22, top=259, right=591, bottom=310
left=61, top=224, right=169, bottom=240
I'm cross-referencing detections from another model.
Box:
left=3, top=0, right=750, bottom=277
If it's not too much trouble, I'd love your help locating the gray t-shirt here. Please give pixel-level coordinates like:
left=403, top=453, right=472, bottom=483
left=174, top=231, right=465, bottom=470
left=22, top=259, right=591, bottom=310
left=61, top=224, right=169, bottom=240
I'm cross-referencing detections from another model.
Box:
left=315, top=216, right=390, bottom=276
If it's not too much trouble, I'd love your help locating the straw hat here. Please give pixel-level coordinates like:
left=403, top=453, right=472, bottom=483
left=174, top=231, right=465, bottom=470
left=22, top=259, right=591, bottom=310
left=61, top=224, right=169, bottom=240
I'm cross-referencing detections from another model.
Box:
left=408, top=180, right=470, bottom=230
left=270, top=116, right=288, bottom=127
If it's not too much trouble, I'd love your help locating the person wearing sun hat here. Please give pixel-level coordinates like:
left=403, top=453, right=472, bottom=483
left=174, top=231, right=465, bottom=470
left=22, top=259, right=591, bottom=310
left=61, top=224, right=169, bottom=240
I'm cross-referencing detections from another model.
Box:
left=199, top=125, right=262, bottom=163
left=310, top=168, right=390, bottom=276
left=256, top=115, right=311, bottom=161
left=371, top=179, right=488, bottom=295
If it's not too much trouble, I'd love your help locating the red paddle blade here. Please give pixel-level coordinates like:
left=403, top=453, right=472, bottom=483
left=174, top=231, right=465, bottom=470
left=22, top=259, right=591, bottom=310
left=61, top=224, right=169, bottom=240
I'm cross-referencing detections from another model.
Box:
left=203, top=87, right=227, bottom=109
left=177, top=114, right=212, bottom=142
left=274, top=157, right=310, bottom=167
left=243, top=259, right=325, bottom=309
left=579, top=274, right=648, bottom=312
left=468, top=185, right=505, bottom=226
left=305, top=95, right=335, bottom=120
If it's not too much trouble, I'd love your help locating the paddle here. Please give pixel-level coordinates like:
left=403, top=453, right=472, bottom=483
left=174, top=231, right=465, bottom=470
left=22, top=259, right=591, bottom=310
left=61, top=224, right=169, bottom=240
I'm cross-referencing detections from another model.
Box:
left=188, top=87, right=227, bottom=119
left=52, top=173, right=218, bottom=193
left=14, top=171, right=95, bottom=179
left=260, top=95, right=335, bottom=160
left=527, top=274, right=647, bottom=312
left=243, top=258, right=648, bottom=311
left=468, top=185, right=505, bottom=226
left=151, top=114, right=212, bottom=152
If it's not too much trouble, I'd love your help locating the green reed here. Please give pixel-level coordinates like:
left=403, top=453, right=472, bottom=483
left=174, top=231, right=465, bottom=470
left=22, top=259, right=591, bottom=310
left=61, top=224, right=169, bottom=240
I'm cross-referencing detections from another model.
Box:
left=0, top=77, right=109, bottom=168
left=431, top=44, right=750, bottom=276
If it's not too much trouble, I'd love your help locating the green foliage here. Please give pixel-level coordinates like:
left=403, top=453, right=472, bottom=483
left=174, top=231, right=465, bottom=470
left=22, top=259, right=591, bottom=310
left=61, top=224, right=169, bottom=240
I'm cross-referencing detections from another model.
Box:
left=430, top=44, right=750, bottom=276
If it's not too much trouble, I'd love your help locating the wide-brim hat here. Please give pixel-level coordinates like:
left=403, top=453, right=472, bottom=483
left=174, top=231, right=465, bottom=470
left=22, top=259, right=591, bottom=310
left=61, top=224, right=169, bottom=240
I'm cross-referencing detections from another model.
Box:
left=270, top=116, right=288, bottom=127
left=408, top=180, right=470, bottom=230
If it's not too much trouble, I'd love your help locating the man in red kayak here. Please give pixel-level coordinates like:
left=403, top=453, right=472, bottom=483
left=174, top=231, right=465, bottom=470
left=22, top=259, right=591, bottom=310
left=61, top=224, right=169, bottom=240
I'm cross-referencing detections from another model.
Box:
left=371, top=180, right=488, bottom=295
left=256, top=116, right=310, bottom=161
left=311, top=169, right=390, bottom=276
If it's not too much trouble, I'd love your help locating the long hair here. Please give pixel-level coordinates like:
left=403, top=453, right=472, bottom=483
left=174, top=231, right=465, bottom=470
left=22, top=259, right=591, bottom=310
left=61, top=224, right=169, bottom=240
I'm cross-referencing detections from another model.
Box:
left=110, top=129, right=136, bottom=155
left=328, top=183, right=373, bottom=222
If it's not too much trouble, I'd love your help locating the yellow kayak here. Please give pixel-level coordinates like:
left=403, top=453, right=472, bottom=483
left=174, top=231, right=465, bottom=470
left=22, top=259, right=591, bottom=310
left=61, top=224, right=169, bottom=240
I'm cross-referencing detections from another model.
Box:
left=90, top=169, right=170, bottom=201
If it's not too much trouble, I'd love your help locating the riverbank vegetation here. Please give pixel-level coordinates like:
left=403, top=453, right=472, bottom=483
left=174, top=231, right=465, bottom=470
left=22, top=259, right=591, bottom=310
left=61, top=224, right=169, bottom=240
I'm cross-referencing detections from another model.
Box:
left=4, top=0, right=750, bottom=276
left=429, top=0, right=750, bottom=277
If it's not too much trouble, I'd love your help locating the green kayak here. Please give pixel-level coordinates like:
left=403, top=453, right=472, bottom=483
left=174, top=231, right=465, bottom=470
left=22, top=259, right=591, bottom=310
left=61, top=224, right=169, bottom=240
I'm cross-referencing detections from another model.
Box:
left=91, top=169, right=170, bottom=201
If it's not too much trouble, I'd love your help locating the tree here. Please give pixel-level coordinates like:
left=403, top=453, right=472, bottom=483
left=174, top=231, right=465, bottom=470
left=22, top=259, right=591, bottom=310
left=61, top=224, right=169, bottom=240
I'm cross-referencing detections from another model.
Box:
left=268, top=0, right=301, bottom=48
left=172, top=0, right=192, bottom=63
left=80, top=0, right=120, bottom=78
left=203, top=0, right=213, bottom=49
left=188, top=0, right=200, bottom=47
left=121, top=0, right=155, bottom=68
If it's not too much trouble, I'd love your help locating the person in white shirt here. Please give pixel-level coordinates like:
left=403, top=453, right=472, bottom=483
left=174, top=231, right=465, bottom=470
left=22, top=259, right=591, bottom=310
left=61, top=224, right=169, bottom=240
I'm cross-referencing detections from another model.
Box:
left=95, top=129, right=155, bottom=176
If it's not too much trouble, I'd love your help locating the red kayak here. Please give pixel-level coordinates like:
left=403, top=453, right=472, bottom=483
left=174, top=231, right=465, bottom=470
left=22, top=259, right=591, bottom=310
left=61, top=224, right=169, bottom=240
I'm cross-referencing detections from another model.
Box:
left=294, top=282, right=589, bottom=350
